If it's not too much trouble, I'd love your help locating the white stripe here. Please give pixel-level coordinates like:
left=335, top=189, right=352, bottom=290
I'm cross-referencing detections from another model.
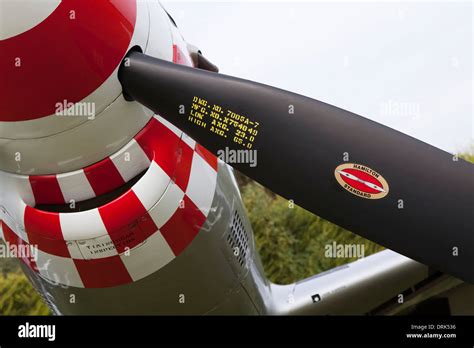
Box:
left=148, top=182, right=185, bottom=229
left=0, top=0, right=61, bottom=40
left=33, top=247, right=84, bottom=288
left=76, top=234, right=118, bottom=260
left=57, top=169, right=96, bottom=203
left=110, top=139, right=151, bottom=182
left=0, top=199, right=28, bottom=243
left=66, top=241, right=83, bottom=260
left=0, top=174, right=33, bottom=242
left=132, top=161, right=171, bottom=211
left=60, top=209, right=108, bottom=241
left=15, top=175, right=36, bottom=207
left=120, top=230, right=175, bottom=281
left=15, top=201, right=29, bottom=243
left=181, top=133, right=196, bottom=150
left=186, top=152, right=217, bottom=216
left=0, top=174, right=36, bottom=208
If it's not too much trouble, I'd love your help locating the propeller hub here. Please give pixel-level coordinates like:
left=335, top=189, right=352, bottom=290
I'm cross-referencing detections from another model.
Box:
left=0, top=0, right=137, bottom=123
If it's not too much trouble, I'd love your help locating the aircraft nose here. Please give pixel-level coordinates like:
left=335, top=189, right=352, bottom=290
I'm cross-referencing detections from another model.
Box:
left=0, top=0, right=136, bottom=122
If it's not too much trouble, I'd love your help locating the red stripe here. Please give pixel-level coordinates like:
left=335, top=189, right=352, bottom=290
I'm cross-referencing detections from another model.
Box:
left=174, top=143, right=194, bottom=192
left=0, top=0, right=136, bottom=121
left=29, top=175, right=65, bottom=205
left=24, top=207, right=70, bottom=257
left=1, top=221, right=38, bottom=272
left=159, top=196, right=206, bottom=255
left=172, top=44, right=191, bottom=66
left=195, top=144, right=218, bottom=171
left=27, top=118, right=190, bottom=206
left=137, top=213, right=160, bottom=243
left=135, top=118, right=181, bottom=177
left=341, top=169, right=383, bottom=194
left=74, top=256, right=133, bottom=288
left=84, top=158, right=125, bottom=197
left=98, top=190, right=156, bottom=253
left=30, top=153, right=133, bottom=205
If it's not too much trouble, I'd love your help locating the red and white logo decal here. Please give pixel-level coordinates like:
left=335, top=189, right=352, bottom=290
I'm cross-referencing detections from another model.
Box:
left=334, top=163, right=389, bottom=199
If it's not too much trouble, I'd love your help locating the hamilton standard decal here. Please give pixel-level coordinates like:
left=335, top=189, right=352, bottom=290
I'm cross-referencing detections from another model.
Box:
left=334, top=163, right=389, bottom=199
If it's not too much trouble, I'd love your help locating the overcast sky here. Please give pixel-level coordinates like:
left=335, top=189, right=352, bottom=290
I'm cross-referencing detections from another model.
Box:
left=162, top=0, right=473, bottom=154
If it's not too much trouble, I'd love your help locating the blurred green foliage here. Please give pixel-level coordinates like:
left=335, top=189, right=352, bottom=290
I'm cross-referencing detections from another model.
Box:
left=460, top=149, right=474, bottom=162
left=0, top=252, right=50, bottom=315
left=241, top=181, right=383, bottom=284
left=0, top=272, right=50, bottom=315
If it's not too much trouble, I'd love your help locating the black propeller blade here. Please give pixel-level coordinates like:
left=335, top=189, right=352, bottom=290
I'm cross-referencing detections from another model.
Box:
left=119, top=51, right=474, bottom=283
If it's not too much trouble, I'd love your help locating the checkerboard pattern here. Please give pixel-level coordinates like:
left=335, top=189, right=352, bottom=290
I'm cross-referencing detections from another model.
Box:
left=0, top=115, right=218, bottom=288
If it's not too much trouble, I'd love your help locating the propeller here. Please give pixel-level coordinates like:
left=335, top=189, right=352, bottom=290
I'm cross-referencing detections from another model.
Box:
left=119, top=51, right=474, bottom=283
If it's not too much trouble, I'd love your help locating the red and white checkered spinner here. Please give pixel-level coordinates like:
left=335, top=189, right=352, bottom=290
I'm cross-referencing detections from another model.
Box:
left=0, top=0, right=217, bottom=288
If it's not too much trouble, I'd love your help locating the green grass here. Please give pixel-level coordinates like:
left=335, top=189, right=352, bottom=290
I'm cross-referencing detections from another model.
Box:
left=241, top=180, right=383, bottom=284
left=460, top=149, right=474, bottom=163
left=0, top=270, right=50, bottom=315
